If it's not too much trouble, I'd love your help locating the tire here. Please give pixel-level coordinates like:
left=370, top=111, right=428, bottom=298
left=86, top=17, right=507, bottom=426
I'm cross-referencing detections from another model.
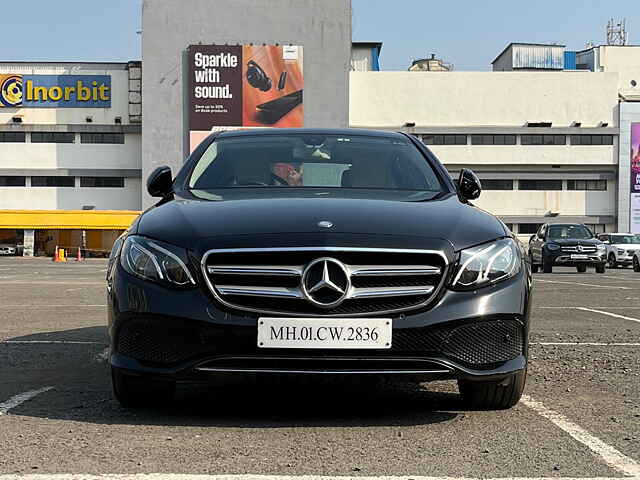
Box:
left=576, top=264, right=587, bottom=273
left=595, top=262, right=606, bottom=274
left=530, top=253, right=539, bottom=273
left=542, top=257, right=553, bottom=274
left=633, top=256, right=640, bottom=273
left=608, top=254, right=618, bottom=269
left=111, top=367, right=175, bottom=408
left=458, top=369, right=526, bottom=410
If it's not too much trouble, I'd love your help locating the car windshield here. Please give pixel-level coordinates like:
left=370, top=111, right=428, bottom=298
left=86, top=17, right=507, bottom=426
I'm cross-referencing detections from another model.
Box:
left=610, top=235, right=640, bottom=244
left=187, top=134, right=445, bottom=194
left=547, top=225, right=593, bottom=240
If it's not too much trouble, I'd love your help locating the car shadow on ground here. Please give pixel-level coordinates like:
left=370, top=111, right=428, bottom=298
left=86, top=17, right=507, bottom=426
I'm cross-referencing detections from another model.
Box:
left=4, top=326, right=463, bottom=428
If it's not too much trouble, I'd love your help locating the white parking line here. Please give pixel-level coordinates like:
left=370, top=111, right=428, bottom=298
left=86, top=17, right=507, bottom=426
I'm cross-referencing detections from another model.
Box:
left=534, top=279, right=633, bottom=290
left=0, top=476, right=637, bottom=480
left=599, top=275, right=640, bottom=281
left=0, top=387, right=53, bottom=416
left=540, top=306, right=640, bottom=309
left=576, top=307, right=640, bottom=325
left=0, top=340, right=105, bottom=345
left=0, top=305, right=107, bottom=308
left=521, top=395, right=640, bottom=477
left=532, top=342, right=640, bottom=346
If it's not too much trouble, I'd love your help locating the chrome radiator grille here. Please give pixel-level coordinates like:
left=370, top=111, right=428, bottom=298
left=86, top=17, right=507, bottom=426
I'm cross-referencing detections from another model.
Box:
left=202, top=247, right=448, bottom=317
left=561, top=245, right=597, bottom=253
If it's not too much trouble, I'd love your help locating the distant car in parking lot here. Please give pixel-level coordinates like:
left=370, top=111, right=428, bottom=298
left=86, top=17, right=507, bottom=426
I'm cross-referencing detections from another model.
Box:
left=0, top=244, right=16, bottom=256
left=597, top=233, right=640, bottom=269
left=529, top=223, right=606, bottom=273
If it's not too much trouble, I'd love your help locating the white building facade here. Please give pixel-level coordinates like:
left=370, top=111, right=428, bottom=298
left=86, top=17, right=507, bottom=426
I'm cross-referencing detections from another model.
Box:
left=350, top=43, right=640, bottom=237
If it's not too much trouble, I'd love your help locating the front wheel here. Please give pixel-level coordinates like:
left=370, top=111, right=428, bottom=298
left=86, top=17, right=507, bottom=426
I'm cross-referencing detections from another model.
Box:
left=608, top=254, right=618, bottom=269
left=576, top=264, right=587, bottom=273
left=595, top=262, right=606, bottom=274
left=458, top=369, right=526, bottom=410
left=111, top=367, right=175, bottom=408
left=530, top=253, right=539, bottom=273
left=633, top=256, right=640, bottom=272
left=542, top=257, right=553, bottom=274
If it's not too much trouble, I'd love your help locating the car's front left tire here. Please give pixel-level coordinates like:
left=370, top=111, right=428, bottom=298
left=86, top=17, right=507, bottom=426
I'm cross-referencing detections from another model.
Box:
left=111, top=367, right=175, bottom=408
left=634, top=256, right=640, bottom=272
left=458, top=369, right=526, bottom=410
left=608, top=254, right=618, bottom=269
left=595, top=262, right=606, bottom=274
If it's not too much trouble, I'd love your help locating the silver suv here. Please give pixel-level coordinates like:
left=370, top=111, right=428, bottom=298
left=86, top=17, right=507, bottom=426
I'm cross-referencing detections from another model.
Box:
left=597, top=233, right=640, bottom=269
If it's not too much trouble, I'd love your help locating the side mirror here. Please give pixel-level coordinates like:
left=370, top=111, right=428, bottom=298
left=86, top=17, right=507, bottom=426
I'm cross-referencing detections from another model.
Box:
left=529, top=235, right=536, bottom=243
left=458, top=168, right=482, bottom=201
left=147, top=166, right=173, bottom=198
left=538, top=233, right=544, bottom=240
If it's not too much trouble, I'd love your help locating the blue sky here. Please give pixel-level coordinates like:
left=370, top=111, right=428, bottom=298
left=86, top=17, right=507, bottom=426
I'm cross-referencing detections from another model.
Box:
left=0, top=0, right=637, bottom=71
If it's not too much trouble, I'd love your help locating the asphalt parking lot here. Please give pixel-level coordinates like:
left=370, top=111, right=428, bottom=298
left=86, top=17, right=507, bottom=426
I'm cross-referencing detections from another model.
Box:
left=0, top=257, right=638, bottom=479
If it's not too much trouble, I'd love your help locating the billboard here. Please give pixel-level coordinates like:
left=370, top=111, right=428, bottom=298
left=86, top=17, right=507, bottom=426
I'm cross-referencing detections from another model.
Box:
left=0, top=75, right=111, bottom=108
left=631, top=123, right=640, bottom=233
left=188, top=44, right=304, bottom=152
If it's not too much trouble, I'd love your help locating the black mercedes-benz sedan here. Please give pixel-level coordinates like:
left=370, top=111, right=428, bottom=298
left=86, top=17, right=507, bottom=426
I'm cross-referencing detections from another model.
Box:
left=107, top=128, right=532, bottom=410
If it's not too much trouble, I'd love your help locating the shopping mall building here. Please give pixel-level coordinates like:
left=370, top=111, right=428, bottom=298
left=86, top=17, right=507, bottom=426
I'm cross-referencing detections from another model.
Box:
left=1, top=0, right=639, bottom=255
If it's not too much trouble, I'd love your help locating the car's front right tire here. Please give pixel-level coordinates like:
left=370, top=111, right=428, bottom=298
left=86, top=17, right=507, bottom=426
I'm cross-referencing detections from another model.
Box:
left=542, top=257, right=553, bottom=274
left=111, top=367, right=175, bottom=408
left=634, top=256, right=640, bottom=272
left=608, top=254, right=618, bottom=269
left=458, top=369, right=526, bottom=410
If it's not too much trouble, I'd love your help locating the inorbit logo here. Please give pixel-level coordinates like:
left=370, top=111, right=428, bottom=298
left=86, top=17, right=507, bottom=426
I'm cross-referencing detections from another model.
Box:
left=0, top=74, right=111, bottom=108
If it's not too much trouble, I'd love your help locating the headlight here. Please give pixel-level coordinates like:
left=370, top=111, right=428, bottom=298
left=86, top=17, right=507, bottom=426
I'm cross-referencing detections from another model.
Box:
left=617, top=248, right=625, bottom=255
left=596, top=243, right=606, bottom=251
left=451, top=238, right=521, bottom=290
left=546, top=243, right=560, bottom=251
left=120, top=236, right=196, bottom=287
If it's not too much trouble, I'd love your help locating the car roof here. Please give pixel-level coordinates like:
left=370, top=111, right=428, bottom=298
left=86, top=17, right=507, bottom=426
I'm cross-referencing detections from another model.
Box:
left=604, top=232, right=635, bottom=235
left=216, top=128, right=408, bottom=140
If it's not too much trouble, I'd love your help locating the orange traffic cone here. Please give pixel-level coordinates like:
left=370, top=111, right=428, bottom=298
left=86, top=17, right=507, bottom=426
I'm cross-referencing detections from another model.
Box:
left=76, top=247, right=83, bottom=262
left=53, top=246, right=60, bottom=262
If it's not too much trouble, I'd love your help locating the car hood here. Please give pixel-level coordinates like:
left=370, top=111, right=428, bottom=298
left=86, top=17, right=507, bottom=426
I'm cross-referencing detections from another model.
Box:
left=136, top=193, right=507, bottom=254
left=611, top=243, right=640, bottom=249
left=547, top=238, right=602, bottom=246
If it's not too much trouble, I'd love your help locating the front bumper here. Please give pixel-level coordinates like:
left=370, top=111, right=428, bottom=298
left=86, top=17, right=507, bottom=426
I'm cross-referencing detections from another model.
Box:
left=548, top=251, right=605, bottom=265
left=108, top=263, right=531, bottom=383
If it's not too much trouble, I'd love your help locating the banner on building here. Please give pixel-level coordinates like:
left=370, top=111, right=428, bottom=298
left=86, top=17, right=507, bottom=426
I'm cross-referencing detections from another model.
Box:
left=188, top=44, right=304, bottom=152
left=631, top=123, right=640, bottom=234
left=0, top=75, right=111, bottom=108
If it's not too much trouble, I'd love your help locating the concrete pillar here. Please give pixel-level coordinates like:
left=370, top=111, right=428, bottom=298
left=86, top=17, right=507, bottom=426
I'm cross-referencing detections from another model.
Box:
left=23, top=229, right=35, bottom=257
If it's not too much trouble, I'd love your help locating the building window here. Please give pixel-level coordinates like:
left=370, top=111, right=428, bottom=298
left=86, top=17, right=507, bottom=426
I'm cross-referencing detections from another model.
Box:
left=31, top=176, right=75, bottom=187
left=518, top=179, right=563, bottom=190
left=471, top=135, right=516, bottom=145
left=31, top=132, right=75, bottom=143
left=80, top=177, right=125, bottom=188
left=482, top=179, right=514, bottom=190
left=570, top=135, right=613, bottom=146
left=504, top=223, right=514, bottom=232
left=0, top=132, right=26, bottom=143
left=80, top=133, right=125, bottom=144
left=0, top=176, right=26, bottom=186
left=521, top=135, right=566, bottom=145
left=518, top=223, right=543, bottom=234
left=567, top=180, right=607, bottom=191
left=421, top=134, right=467, bottom=145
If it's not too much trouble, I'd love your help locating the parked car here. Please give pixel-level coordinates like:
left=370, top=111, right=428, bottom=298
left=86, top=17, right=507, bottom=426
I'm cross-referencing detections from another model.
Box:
left=107, top=128, right=532, bottom=410
left=529, top=223, right=606, bottom=274
left=0, top=244, right=16, bottom=256
left=597, top=233, right=640, bottom=269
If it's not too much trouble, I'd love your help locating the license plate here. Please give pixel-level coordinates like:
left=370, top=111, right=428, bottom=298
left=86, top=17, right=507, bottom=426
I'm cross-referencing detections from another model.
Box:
left=571, top=254, right=588, bottom=260
left=257, top=317, right=392, bottom=349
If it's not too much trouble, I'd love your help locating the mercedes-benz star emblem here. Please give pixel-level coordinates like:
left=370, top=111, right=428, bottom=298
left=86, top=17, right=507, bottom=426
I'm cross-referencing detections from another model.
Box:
left=577, top=245, right=583, bottom=253
left=301, top=257, right=350, bottom=308
left=318, top=220, right=334, bottom=229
